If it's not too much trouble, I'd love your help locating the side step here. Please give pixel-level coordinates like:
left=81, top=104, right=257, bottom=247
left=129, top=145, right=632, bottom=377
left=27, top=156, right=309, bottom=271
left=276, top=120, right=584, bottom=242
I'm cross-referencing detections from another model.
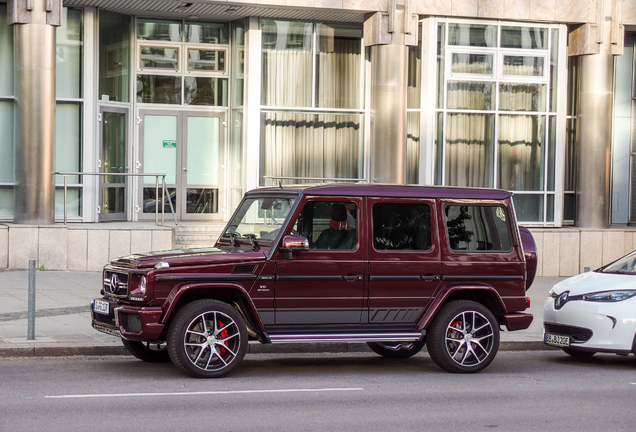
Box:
left=267, top=331, right=425, bottom=344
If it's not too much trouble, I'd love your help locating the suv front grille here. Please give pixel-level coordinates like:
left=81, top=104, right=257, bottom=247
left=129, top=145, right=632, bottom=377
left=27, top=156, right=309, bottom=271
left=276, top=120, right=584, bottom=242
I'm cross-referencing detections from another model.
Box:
left=544, top=322, right=593, bottom=343
left=103, top=270, right=129, bottom=297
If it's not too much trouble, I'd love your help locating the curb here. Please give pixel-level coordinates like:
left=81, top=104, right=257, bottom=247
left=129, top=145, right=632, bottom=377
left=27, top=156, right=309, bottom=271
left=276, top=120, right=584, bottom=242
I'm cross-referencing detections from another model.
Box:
left=0, top=341, right=556, bottom=358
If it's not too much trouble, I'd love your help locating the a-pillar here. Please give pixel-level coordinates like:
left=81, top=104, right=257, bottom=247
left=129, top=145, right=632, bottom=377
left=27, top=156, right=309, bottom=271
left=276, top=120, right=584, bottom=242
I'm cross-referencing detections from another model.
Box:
left=8, top=0, right=62, bottom=224
left=364, top=1, right=418, bottom=184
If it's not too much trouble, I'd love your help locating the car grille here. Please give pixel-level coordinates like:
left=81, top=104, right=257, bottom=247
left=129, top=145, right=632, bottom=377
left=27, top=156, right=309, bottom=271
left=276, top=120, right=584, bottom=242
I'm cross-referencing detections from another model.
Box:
left=120, top=313, right=142, bottom=333
left=544, top=322, right=593, bottom=343
left=103, top=270, right=129, bottom=297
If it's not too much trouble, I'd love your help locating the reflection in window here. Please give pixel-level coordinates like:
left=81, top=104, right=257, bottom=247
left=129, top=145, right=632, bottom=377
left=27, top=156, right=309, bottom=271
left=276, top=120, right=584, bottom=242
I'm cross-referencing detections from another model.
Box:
left=143, top=187, right=176, bottom=213
left=373, top=203, right=431, bottom=250
left=99, top=11, right=130, bottom=102
left=499, top=83, right=546, bottom=111
left=186, top=22, right=228, bottom=44
left=501, top=27, right=547, bottom=49
left=503, top=55, right=544, bottom=76
left=137, top=18, right=181, bottom=42
left=447, top=81, right=493, bottom=110
left=137, top=75, right=181, bottom=104
left=184, top=77, right=228, bottom=106
left=451, top=53, right=493, bottom=75
left=186, top=188, right=218, bottom=213
left=498, top=115, right=545, bottom=191
left=188, top=49, right=225, bottom=71
left=140, top=46, right=179, bottom=69
left=448, top=23, right=497, bottom=47
left=445, top=205, right=512, bottom=251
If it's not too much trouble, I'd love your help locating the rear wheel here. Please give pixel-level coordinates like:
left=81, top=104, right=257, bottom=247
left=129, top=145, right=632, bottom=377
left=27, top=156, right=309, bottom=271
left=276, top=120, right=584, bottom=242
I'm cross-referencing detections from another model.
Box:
left=121, top=339, right=171, bottom=363
left=562, top=347, right=595, bottom=358
left=167, top=299, right=248, bottom=378
left=367, top=339, right=426, bottom=359
left=427, top=300, right=499, bottom=373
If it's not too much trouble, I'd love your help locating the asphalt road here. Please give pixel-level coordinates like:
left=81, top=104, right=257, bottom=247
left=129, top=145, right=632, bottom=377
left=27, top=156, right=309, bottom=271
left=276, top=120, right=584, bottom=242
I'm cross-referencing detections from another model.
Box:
left=1, top=351, right=636, bottom=432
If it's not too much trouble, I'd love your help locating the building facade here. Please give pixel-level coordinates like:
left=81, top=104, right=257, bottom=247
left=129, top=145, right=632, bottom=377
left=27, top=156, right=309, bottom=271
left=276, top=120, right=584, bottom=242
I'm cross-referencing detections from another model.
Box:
left=1, top=0, right=636, bottom=273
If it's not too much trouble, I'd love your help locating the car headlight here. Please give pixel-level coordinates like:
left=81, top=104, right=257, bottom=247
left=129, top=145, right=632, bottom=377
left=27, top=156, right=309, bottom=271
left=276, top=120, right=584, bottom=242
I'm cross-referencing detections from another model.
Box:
left=139, top=275, right=147, bottom=295
left=583, top=291, right=636, bottom=302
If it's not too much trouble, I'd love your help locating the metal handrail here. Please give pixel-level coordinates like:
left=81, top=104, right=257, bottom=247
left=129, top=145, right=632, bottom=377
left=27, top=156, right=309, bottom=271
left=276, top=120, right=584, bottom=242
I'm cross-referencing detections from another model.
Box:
left=53, top=172, right=177, bottom=226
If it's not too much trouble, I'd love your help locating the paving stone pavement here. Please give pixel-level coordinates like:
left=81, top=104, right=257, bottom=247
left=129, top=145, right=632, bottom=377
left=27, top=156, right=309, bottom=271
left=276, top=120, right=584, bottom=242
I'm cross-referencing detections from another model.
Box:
left=0, top=269, right=563, bottom=357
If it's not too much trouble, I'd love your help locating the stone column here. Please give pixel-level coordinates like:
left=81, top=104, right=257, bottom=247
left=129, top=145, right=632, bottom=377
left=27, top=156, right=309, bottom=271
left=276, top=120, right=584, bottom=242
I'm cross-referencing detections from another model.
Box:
left=364, top=0, right=418, bottom=184
left=9, top=0, right=62, bottom=224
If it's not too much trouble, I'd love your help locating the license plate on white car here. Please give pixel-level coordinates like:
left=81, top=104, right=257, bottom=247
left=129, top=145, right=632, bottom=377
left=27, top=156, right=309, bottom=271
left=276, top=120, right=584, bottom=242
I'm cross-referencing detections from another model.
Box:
left=545, top=333, right=570, bottom=347
left=93, top=299, right=110, bottom=315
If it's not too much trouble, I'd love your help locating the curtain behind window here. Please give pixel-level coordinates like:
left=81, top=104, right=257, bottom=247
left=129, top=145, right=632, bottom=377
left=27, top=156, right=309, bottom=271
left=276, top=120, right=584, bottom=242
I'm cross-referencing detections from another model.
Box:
left=445, top=113, right=494, bottom=187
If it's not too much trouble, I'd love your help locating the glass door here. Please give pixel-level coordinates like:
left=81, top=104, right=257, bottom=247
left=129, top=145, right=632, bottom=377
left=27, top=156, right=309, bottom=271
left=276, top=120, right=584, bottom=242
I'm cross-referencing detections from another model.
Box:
left=139, top=109, right=225, bottom=221
left=182, top=112, right=225, bottom=220
left=99, top=108, right=128, bottom=221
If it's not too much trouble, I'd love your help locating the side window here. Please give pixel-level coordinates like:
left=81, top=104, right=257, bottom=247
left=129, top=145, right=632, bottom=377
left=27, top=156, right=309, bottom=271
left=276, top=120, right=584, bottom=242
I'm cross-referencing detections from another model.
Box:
left=292, top=201, right=357, bottom=250
left=372, top=202, right=432, bottom=250
left=444, top=205, right=512, bottom=251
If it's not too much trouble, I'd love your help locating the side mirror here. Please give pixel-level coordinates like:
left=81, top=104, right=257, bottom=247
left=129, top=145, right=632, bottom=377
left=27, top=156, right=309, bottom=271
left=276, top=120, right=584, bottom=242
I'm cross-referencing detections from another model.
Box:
left=279, top=235, right=309, bottom=260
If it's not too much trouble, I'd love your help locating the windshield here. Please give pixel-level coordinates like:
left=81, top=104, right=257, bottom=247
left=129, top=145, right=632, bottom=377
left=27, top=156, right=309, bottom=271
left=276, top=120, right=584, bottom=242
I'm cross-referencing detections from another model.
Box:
left=598, top=251, right=636, bottom=275
left=223, top=196, right=295, bottom=242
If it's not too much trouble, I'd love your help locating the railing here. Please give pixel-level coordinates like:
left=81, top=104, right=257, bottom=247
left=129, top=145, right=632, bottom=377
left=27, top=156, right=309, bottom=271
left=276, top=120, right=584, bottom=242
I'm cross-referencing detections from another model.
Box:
left=54, top=172, right=177, bottom=226
left=263, top=176, right=368, bottom=186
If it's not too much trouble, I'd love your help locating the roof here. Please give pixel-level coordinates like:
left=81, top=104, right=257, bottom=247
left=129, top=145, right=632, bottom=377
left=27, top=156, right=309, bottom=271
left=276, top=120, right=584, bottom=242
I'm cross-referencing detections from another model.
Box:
left=250, top=183, right=513, bottom=200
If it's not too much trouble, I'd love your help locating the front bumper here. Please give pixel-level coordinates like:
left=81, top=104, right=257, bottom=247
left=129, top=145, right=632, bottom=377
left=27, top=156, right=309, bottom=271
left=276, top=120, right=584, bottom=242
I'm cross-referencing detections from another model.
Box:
left=91, top=298, right=165, bottom=341
left=543, top=296, right=636, bottom=352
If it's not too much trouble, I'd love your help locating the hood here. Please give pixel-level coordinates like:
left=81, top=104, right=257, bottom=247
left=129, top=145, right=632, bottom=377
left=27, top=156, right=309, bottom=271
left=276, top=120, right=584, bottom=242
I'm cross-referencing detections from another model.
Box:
left=110, top=246, right=267, bottom=269
left=552, top=271, right=636, bottom=296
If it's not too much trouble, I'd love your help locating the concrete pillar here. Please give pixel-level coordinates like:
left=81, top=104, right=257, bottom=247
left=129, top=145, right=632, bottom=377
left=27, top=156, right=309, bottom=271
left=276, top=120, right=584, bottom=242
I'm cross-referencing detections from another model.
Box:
left=576, top=25, right=614, bottom=229
left=9, top=0, right=62, bottom=224
left=364, top=2, right=418, bottom=184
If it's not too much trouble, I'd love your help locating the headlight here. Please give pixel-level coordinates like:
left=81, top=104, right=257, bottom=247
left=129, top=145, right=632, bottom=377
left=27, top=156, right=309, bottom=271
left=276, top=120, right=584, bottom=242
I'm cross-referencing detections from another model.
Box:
left=583, top=291, right=636, bottom=302
left=139, top=275, right=147, bottom=295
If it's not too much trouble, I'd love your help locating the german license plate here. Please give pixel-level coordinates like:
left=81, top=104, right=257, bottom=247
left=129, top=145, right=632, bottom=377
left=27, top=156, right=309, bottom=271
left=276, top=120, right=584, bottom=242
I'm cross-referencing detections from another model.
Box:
left=93, top=299, right=110, bottom=315
left=545, top=333, right=569, bottom=347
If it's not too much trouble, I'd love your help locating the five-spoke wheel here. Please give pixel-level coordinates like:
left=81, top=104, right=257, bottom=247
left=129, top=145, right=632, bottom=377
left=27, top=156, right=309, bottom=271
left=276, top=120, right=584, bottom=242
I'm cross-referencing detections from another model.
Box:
left=167, top=299, right=248, bottom=378
left=427, top=300, right=499, bottom=373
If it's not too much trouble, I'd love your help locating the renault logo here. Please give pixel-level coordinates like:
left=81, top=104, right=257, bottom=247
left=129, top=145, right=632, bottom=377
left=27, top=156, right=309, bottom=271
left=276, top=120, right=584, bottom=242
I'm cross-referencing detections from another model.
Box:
left=107, top=274, right=121, bottom=295
left=555, top=291, right=569, bottom=310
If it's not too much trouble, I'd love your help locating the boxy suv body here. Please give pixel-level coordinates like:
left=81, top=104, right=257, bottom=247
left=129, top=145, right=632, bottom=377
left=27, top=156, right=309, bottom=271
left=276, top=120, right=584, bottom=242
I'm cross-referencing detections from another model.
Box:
left=92, top=184, right=537, bottom=377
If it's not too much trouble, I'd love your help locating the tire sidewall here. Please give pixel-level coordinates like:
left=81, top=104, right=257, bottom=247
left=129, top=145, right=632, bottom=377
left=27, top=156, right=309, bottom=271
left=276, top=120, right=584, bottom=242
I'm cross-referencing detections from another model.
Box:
left=427, top=300, right=500, bottom=373
left=167, top=299, right=248, bottom=378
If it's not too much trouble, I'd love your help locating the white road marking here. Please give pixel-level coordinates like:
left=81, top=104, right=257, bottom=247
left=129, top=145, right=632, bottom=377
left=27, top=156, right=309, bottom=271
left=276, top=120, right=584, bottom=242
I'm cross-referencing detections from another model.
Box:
left=45, top=387, right=364, bottom=399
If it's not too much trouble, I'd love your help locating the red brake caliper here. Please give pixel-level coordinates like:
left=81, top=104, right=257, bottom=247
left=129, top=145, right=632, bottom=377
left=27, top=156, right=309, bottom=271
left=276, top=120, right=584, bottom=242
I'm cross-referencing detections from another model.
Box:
left=217, top=320, right=228, bottom=355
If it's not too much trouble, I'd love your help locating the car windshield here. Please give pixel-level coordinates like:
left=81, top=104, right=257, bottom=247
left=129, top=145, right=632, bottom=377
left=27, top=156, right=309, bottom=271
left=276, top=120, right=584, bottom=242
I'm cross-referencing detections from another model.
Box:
left=223, top=197, right=295, bottom=242
left=598, top=251, right=636, bottom=275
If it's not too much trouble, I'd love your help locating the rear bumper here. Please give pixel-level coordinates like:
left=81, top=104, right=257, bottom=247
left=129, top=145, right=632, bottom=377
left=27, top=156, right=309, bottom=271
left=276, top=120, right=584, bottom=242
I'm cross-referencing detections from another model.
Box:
left=91, top=299, right=165, bottom=341
left=502, top=312, right=533, bottom=331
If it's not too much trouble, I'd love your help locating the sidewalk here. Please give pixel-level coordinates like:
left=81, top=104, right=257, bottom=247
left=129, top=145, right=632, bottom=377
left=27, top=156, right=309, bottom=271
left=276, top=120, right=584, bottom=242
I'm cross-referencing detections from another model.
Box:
left=0, top=270, right=563, bottom=357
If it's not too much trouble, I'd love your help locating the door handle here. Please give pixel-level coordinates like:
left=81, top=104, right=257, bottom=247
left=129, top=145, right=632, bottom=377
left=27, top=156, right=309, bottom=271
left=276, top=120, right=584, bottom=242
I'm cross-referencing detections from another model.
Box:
left=421, top=275, right=440, bottom=282
left=344, top=275, right=362, bottom=282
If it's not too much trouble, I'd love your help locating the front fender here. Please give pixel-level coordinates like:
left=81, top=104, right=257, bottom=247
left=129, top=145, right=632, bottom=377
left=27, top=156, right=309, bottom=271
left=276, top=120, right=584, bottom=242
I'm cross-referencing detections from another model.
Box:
left=161, top=282, right=266, bottom=333
left=417, top=283, right=508, bottom=331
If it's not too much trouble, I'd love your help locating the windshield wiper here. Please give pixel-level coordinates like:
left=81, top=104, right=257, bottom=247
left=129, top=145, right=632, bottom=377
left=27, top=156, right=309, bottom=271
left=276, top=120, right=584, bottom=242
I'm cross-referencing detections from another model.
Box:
left=244, top=234, right=259, bottom=250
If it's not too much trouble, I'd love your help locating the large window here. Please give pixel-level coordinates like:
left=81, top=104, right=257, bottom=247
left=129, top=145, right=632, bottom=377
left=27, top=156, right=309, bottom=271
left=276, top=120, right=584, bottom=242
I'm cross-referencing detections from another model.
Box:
left=0, top=4, right=14, bottom=217
left=136, top=19, right=229, bottom=106
left=260, top=20, right=365, bottom=186
left=433, top=21, right=563, bottom=225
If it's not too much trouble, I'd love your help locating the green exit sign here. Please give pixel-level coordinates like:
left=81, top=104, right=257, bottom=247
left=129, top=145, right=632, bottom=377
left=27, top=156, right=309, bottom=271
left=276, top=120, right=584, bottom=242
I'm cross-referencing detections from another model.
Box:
left=163, top=140, right=177, bottom=148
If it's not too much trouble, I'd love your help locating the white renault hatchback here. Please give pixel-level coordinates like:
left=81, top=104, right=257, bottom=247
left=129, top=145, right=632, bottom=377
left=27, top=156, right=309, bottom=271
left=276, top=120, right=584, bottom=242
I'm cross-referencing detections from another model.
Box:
left=544, top=250, right=636, bottom=357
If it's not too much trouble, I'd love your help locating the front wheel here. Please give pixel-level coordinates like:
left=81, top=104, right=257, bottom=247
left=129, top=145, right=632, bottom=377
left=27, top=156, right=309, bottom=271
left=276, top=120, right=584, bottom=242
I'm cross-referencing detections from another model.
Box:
left=121, top=339, right=171, bottom=363
left=427, top=300, right=500, bottom=373
left=167, top=299, right=248, bottom=378
left=367, top=339, right=426, bottom=359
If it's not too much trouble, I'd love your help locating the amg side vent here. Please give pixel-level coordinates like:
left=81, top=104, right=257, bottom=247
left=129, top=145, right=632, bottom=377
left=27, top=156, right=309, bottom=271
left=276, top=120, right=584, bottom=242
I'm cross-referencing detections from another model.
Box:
left=231, top=264, right=257, bottom=274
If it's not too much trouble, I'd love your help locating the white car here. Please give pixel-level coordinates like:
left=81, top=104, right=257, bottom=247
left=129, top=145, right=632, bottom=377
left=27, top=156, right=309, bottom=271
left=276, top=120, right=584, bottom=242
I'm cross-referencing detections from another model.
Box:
left=543, top=251, right=636, bottom=357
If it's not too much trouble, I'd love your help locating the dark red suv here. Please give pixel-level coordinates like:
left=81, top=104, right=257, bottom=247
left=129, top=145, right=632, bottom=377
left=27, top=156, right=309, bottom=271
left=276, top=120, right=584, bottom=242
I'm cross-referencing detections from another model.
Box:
left=92, top=184, right=537, bottom=377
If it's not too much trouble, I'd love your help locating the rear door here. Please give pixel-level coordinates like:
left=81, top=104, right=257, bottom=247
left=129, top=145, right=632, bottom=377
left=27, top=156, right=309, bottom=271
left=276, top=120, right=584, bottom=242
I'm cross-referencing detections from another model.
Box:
left=366, top=198, right=441, bottom=324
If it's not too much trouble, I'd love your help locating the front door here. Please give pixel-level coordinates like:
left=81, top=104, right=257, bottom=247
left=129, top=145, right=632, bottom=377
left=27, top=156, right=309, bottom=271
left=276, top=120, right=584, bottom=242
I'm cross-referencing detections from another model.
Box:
left=138, top=110, right=225, bottom=221
left=99, top=108, right=128, bottom=221
left=273, top=197, right=365, bottom=326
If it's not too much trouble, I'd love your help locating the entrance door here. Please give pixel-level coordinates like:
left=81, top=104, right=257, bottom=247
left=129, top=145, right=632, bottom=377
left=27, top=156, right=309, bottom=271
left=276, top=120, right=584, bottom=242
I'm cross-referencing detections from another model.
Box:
left=99, top=108, right=128, bottom=221
left=139, top=110, right=225, bottom=221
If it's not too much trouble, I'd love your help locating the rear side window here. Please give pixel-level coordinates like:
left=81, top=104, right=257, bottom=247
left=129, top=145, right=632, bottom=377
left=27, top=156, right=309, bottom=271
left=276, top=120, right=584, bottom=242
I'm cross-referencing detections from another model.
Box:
left=444, top=205, right=512, bottom=251
left=372, top=202, right=432, bottom=250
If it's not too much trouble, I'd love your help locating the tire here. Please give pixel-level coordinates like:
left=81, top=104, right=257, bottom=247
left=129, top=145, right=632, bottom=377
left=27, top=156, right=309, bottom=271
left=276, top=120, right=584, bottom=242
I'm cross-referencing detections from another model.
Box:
left=562, top=347, right=596, bottom=358
left=121, top=339, right=171, bottom=363
left=167, top=299, right=248, bottom=378
left=427, top=300, right=500, bottom=373
left=367, top=339, right=426, bottom=359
